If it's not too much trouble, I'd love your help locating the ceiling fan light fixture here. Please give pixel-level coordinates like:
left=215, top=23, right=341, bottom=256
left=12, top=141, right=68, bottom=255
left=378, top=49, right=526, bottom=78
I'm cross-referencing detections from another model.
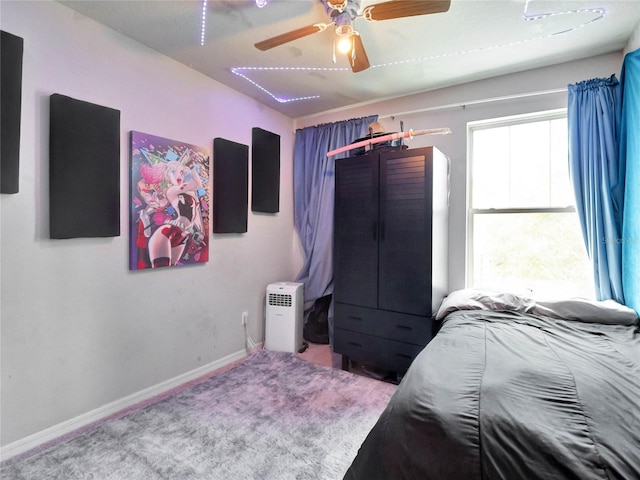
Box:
left=335, top=23, right=354, bottom=37
left=336, top=36, right=353, bottom=54
left=334, top=12, right=354, bottom=37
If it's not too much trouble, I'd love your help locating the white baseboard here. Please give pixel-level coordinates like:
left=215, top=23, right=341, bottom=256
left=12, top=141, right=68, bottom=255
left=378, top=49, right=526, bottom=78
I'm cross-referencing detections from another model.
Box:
left=1, top=348, right=251, bottom=463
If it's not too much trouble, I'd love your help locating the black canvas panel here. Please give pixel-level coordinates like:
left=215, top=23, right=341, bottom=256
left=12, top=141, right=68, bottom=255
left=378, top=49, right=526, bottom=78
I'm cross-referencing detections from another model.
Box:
left=49, top=94, right=121, bottom=238
left=1, top=30, right=24, bottom=194
left=213, top=137, right=248, bottom=233
left=251, top=127, right=280, bottom=213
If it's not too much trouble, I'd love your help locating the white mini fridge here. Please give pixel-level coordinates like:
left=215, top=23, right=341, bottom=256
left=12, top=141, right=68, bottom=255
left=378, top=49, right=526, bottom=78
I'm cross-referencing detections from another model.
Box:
left=265, top=282, right=304, bottom=353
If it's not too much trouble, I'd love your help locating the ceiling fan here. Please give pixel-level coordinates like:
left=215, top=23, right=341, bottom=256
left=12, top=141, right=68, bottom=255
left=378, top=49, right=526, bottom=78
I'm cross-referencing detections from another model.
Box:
left=254, top=0, right=451, bottom=73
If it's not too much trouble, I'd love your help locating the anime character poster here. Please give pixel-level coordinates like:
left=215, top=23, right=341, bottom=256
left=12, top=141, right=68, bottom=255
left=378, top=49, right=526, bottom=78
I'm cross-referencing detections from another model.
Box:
left=129, top=131, right=210, bottom=270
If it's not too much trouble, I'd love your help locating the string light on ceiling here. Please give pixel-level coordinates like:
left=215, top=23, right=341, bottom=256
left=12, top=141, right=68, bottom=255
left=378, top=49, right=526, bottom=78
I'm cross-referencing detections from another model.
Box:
left=231, top=66, right=352, bottom=103
left=200, top=0, right=208, bottom=46
left=523, top=0, right=605, bottom=29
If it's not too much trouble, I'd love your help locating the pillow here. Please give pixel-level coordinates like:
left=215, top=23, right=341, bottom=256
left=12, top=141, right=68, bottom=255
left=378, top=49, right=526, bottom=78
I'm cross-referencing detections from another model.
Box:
left=532, top=298, right=639, bottom=325
left=436, top=288, right=535, bottom=320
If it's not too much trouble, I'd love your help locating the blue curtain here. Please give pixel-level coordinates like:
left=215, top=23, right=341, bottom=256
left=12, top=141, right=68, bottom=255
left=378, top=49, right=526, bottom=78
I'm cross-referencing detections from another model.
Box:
left=293, top=115, right=377, bottom=341
left=568, top=75, right=625, bottom=303
left=619, top=49, right=640, bottom=314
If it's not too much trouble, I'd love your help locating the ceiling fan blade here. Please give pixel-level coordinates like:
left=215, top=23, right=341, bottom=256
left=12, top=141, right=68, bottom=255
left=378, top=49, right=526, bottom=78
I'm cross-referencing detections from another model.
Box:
left=254, top=23, right=329, bottom=51
left=350, top=34, right=370, bottom=73
left=363, top=0, right=451, bottom=21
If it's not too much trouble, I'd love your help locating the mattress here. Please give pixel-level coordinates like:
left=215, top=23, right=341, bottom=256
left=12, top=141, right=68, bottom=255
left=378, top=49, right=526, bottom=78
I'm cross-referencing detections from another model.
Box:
left=344, top=292, right=640, bottom=479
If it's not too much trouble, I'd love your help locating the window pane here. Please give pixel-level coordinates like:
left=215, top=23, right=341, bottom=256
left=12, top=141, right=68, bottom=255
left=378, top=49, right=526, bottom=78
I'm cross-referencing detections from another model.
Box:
left=472, top=212, right=594, bottom=298
left=510, top=121, right=550, bottom=206
left=549, top=118, right=574, bottom=206
left=471, top=117, right=573, bottom=209
left=472, top=127, right=510, bottom=207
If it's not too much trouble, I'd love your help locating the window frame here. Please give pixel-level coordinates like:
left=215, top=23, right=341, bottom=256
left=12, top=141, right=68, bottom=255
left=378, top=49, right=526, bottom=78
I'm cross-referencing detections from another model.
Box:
left=465, top=108, right=577, bottom=287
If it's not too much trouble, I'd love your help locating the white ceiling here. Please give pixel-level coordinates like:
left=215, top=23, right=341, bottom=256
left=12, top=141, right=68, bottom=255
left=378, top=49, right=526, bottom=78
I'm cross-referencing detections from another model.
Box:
left=59, top=0, right=640, bottom=119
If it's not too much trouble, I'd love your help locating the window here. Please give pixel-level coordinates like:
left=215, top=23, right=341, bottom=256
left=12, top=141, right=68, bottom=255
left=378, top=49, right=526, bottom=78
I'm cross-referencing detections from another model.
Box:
left=467, top=110, right=593, bottom=298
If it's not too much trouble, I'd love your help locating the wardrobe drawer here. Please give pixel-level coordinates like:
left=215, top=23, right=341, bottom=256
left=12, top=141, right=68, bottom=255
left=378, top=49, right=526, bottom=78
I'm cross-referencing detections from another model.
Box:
left=334, top=303, right=387, bottom=337
left=334, top=303, right=432, bottom=345
left=335, top=328, right=426, bottom=374
left=333, top=329, right=387, bottom=367
left=386, top=313, right=432, bottom=345
left=386, top=341, right=426, bottom=373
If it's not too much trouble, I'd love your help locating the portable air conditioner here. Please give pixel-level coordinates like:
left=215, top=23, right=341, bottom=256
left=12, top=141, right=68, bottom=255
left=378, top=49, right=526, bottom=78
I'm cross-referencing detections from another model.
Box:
left=265, top=281, right=304, bottom=353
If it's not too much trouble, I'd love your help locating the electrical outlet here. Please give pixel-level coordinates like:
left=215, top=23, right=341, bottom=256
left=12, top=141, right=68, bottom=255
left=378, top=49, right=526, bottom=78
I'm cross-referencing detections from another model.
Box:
left=242, top=311, right=248, bottom=326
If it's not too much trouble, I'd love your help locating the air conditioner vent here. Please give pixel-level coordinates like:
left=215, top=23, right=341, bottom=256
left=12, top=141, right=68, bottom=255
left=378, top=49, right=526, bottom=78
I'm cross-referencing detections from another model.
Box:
left=269, top=293, right=292, bottom=308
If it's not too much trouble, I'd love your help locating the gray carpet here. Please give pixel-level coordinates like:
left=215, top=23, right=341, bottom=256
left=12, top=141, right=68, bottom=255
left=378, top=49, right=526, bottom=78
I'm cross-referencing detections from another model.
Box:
left=1, top=350, right=396, bottom=479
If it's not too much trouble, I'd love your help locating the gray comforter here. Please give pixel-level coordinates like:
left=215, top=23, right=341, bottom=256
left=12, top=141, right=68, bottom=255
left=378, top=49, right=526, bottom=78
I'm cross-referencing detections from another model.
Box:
left=344, top=310, right=640, bottom=480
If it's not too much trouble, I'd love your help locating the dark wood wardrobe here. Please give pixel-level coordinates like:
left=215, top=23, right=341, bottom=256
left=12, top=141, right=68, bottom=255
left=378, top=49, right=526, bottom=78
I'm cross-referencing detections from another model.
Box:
left=333, top=146, right=449, bottom=376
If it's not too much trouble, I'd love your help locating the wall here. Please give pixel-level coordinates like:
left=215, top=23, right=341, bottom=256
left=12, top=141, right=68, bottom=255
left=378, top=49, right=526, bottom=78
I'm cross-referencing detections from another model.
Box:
left=0, top=0, right=301, bottom=450
left=296, top=51, right=624, bottom=293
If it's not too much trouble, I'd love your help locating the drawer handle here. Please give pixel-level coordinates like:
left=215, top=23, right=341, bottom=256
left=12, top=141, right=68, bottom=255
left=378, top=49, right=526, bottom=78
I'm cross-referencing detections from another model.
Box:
left=396, top=325, right=412, bottom=331
left=395, top=353, right=412, bottom=359
left=348, top=316, right=363, bottom=322
left=348, top=342, right=363, bottom=348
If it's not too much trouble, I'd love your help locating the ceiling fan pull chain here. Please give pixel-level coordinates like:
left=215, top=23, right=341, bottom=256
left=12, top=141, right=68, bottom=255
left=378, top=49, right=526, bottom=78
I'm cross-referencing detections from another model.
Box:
left=351, top=39, right=356, bottom=65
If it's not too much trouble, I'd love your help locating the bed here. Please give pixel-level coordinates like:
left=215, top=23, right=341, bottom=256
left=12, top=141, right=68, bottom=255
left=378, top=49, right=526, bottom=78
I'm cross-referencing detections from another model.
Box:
left=344, top=289, right=640, bottom=480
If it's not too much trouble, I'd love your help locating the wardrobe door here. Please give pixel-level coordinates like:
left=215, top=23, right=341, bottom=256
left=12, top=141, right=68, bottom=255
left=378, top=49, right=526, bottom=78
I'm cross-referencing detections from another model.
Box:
left=334, top=154, right=379, bottom=308
left=378, top=149, right=433, bottom=316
